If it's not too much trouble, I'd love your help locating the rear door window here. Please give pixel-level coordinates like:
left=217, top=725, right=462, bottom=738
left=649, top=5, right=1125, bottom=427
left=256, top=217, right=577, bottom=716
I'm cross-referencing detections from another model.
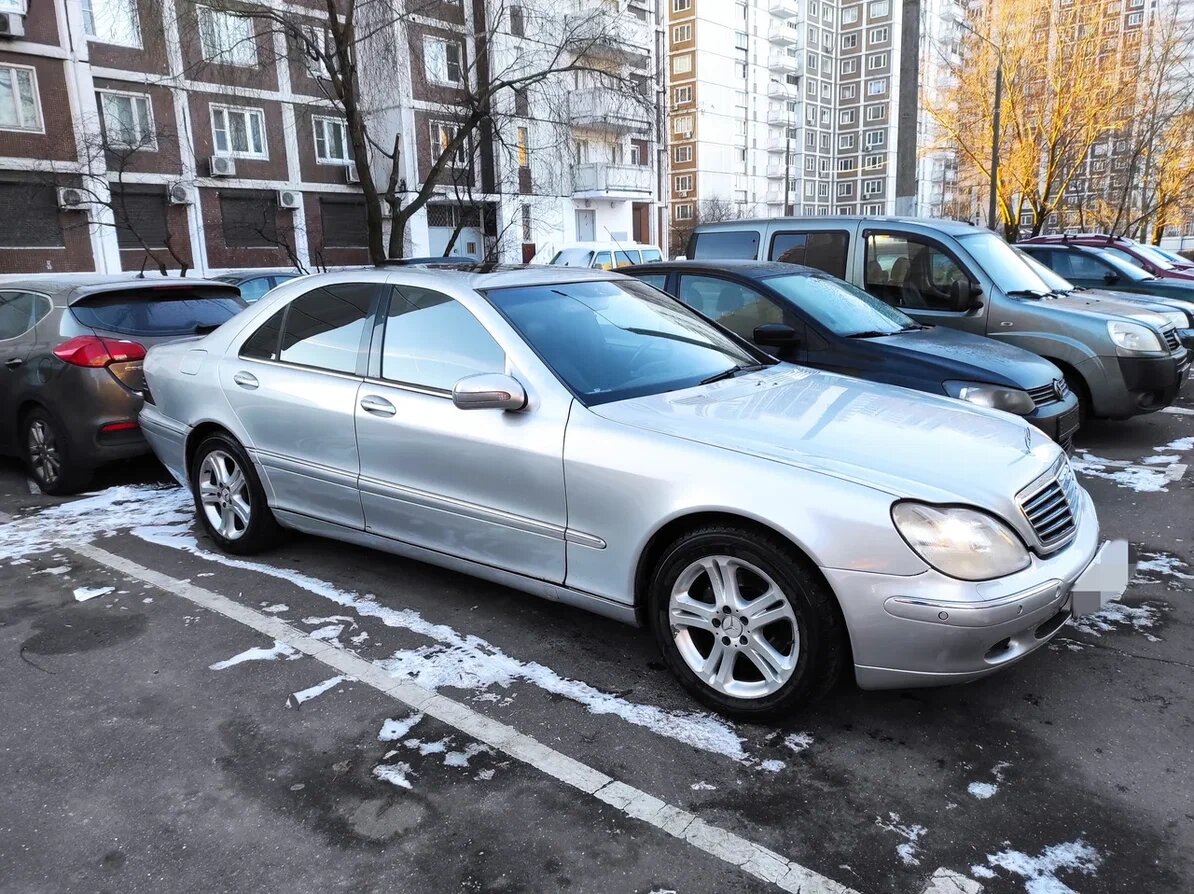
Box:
left=769, top=231, right=850, bottom=278
left=240, top=309, right=285, bottom=361
left=70, top=289, right=244, bottom=337
left=0, top=291, right=51, bottom=340
left=277, top=283, right=377, bottom=374
left=689, top=230, right=761, bottom=260
left=236, top=277, right=273, bottom=304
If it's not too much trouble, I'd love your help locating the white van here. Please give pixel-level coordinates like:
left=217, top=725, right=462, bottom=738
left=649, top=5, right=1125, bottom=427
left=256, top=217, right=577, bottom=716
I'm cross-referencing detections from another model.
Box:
left=547, top=242, right=664, bottom=269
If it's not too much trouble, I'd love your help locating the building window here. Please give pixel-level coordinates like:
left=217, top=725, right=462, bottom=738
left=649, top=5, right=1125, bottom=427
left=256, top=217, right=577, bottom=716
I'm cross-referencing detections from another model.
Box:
left=868, top=0, right=889, bottom=16
left=82, top=0, right=141, bottom=47
left=675, top=203, right=693, bottom=221
left=424, top=37, right=464, bottom=85
left=839, top=109, right=856, bottom=124
left=430, top=120, right=469, bottom=167
left=673, top=0, right=691, bottom=10
left=211, top=105, right=267, bottom=159
left=841, top=33, right=857, bottom=49
left=868, top=27, right=889, bottom=44
left=839, top=133, right=855, bottom=149
left=517, top=126, right=528, bottom=167
left=98, top=90, right=155, bottom=149
left=867, top=78, right=887, bottom=96
left=868, top=52, right=889, bottom=70
left=865, top=129, right=885, bottom=147
left=0, top=65, right=43, bottom=133
left=509, top=4, right=525, bottom=37
left=319, top=198, right=370, bottom=248
left=865, top=154, right=884, bottom=169
left=865, top=104, right=885, bottom=121
left=841, top=58, right=858, bottom=75
left=520, top=204, right=532, bottom=241
left=220, top=190, right=279, bottom=247
left=837, top=182, right=854, bottom=197
left=313, top=115, right=353, bottom=165
left=0, top=181, right=63, bottom=246
left=837, top=158, right=856, bottom=172
left=672, top=54, right=692, bottom=75
left=674, top=174, right=693, bottom=193
left=842, top=4, right=859, bottom=24
left=672, top=23, right=692, bottom=43
left=197, top=6, right=256, bottom=66
left=863, top=179, right=883, bottom=196
left=672, top=114, right=693, bottom=135
left=673, top=85, right=692, bottom=106
left=674, top=145, right=692, bottom=163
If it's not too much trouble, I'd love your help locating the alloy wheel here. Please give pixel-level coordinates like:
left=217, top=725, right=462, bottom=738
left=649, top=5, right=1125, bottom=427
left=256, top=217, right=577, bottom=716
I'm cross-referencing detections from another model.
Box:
left=668, top=555, right=800, bottom=699
left=27, top=420, right=60, bottom=486
left=198, top=450, right=251, bottom=541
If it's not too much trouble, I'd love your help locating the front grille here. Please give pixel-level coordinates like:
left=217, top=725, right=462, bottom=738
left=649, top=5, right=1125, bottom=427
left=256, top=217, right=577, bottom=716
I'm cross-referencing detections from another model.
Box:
left=1018, top=460, right=1080, bottom=550
left=1027, top=378, right=1069, bottom=408
left=1163, top=327, right=1181, bottom=352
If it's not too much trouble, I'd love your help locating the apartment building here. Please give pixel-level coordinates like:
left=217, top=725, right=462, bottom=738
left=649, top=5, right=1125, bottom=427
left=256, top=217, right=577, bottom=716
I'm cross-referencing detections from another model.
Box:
left=0, top=0, right=663, bottom=274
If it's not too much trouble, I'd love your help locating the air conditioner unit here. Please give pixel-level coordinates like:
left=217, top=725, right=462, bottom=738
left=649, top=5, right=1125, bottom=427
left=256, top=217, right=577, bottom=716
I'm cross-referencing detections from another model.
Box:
left=0, top=12, right=25, bottom=38
left=168, top=183, right=193, bottom=205
left=277, top=189, right=301, bottom=209
left=676, top=189, right=689, bottom=197
left=209, top=155, right=236, bottom=177
left=345, top=163, right=360, bottom=184
left=57, top=187, right=87, bottom=210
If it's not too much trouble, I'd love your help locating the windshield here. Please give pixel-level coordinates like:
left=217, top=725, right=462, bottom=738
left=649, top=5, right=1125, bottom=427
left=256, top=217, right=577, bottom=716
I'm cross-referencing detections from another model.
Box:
left=957, top=231, right=1054, bottom=294
left=485, top=279, right=765, bottom=405
left=1153, top=246, right=1193, bottom=267
left=1090, top=248, right=1155, bottom=281
left=1015, top=249, right=1074, bottom=292
left=1130, top=243, right=1179, bottom=270
left=765, top=273, right=916, bottom=337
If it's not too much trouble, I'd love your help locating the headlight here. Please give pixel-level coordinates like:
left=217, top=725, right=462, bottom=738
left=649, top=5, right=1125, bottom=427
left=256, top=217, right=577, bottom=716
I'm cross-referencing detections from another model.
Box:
left=1107, top=320, right=1164, bottom=354
left=944, top=381, right=1036, bottom=415
left=892, top=502, right=1031, bottom=581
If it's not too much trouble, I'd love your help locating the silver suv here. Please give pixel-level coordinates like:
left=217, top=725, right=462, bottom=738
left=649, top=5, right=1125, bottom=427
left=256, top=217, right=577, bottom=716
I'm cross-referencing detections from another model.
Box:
left=687, top=217, right=1190, bottom=419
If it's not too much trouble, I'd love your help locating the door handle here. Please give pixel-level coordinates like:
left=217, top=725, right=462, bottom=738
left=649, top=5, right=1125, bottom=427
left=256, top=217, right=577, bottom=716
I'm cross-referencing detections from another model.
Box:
left=360, top=395, right=397, bottom=417
left=4, top=358, right=22, bottom=370
left=233, top=371, right=259, bottom=390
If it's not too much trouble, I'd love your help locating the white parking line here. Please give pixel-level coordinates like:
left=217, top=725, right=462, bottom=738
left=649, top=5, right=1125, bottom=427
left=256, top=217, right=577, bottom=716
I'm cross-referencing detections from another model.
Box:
left=61, top=538, right=859, bottom=894
left=1160, top=406, right=1194, bottom=416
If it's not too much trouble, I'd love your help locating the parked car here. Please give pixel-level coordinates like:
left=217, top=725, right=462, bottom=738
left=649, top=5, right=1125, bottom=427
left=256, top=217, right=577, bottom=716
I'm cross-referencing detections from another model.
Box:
left=1015, top=247, right=1194, bottom=350
left=546, top=242, right=664, bottom=269
left=623, top=260, right=1081, bottom=448
left=1022, top=234, right=1194, bottom=281
left=140, top=267, right=1125, bottom=717
left=1150, top=245, right=1194, bottom=270
left=686, top=217, right=1190, bottom=420
left=214, top=270, right=303, bottom=304
left=0, top=275, right=245, bottom=494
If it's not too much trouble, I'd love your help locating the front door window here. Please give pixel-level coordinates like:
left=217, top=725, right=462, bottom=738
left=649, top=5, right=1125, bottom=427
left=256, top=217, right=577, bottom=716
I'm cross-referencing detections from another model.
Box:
left=864, top=233, right=970, bottom=311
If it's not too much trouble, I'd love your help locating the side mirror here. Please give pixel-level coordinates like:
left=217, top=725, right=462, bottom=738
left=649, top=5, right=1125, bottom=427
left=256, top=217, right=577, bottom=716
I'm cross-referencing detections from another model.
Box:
left=950, top=280, right=984, bottom=312
left=1103, top=271, right=1120, bottom=286
left=452, top=373, right=527, bottom=411
left=753, top=323, right=799, bottom=346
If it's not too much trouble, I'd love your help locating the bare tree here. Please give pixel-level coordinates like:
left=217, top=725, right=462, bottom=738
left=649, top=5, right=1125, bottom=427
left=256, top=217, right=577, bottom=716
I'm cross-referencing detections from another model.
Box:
left=669, top=196, right=745, bottom=258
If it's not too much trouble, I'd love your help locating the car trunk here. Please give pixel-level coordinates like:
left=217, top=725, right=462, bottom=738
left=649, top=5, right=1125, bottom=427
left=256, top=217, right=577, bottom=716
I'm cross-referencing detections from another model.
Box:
left=68, top=284, right=244, bottom=393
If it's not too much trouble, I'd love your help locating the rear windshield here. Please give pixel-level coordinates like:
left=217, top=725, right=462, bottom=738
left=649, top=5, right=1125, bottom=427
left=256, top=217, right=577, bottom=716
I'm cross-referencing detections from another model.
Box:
left=71, top=288, right=244, bottom=337
left=688, top=230, right=761, bottom=260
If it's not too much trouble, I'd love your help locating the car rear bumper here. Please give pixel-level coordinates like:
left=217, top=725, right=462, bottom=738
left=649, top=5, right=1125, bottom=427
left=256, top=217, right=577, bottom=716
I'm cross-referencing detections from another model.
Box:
left=138, top=404, right=189, bottom=486
left=824, top=487, right=1103, bottom=689
left=57, top=368, right=151, bottom=467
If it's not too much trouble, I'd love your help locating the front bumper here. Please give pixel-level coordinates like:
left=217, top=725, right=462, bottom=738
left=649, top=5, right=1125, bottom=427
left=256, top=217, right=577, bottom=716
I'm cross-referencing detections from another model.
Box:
left=824, top=487, right=1105, bottom=689
left=1024, top=392, right=1081, bottom=449
left=1117, top=347, right=1190, bottom=411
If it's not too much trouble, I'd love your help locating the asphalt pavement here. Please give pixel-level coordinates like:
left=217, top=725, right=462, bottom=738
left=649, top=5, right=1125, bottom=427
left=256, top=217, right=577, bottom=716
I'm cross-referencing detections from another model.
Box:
left=1, top=395, right=1192, bottom=894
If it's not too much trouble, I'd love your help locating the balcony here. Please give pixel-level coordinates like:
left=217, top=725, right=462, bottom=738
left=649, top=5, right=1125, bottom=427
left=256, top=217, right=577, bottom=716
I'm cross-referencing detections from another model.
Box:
left=766, top=104, right=799, bottom=125
left=768, top=50, right=801, bottom=74
left=769, top=0, right=800, bottom=18
left=768, top=21, right=798, bottom=44
left=767, top=79, right=797, bottom=99
left=573, top=163, right=654, bottom=199
left=766, top=188, right=797, bottom=206
left=766, top=132, right=794, bottom=153
left=569, top=87, right=652, bottom=134
left=766, top=162, right=794, bottom=179
left=564, top=10, right=653, bottom=65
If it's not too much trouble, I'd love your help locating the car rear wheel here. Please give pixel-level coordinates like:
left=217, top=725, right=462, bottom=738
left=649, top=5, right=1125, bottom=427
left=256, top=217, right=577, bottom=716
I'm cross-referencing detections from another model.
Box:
left=648, top=526, right=847, bottom=719
left=22, top=407, right=91, bottom=496
left=191, top=434, right=283, bottom=555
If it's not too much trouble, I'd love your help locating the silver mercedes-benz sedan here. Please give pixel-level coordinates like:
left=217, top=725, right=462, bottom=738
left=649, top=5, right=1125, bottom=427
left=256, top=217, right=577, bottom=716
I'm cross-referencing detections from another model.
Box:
left=139, top=266, right=1127, bottom=717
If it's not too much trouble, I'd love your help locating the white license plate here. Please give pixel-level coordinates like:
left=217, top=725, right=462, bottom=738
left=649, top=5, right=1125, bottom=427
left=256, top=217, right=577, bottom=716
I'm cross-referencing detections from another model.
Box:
left=1070, top=539, right=1130, bottom=617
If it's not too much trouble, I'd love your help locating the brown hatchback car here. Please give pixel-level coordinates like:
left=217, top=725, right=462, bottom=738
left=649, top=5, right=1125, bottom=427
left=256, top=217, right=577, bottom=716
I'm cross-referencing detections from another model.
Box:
left=0, top=275, right=244, bottom=494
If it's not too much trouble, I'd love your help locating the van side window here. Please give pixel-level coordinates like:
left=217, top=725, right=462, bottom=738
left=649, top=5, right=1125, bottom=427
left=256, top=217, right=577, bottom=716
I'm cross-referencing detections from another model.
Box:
left=769, top=231, right=850, bottom=278
left=593, top=251, right=613, bottom=269
left=864, top=233, right=970, bottom=312
left=689, top=230, right=761, bottom=260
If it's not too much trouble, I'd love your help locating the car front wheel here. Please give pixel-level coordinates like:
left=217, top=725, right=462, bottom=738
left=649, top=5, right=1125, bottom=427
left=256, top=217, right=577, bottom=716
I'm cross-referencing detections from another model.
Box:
left=649, top=526, right=847, bottom=719
left=191, top=433, right=283, bottom=554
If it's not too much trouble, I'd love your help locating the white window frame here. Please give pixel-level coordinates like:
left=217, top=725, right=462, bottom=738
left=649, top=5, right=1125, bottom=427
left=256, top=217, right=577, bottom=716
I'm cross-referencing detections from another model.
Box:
left=842, top=5, right=859, bottom=24
left=673, top=0, right=691, bottom=10
left=97, top=89, right=156, bottom=150
left=868, top=0, right=889, bottom=16
left=841, top=33, right=857, bottom=49
left=312, top=115, right=353, bottom=165
left=82, top=0, right=142, bottom=49
left=839, top=109, right=856, bottom=124
left=674, top=203, right=693, bottom=221
left=672, top=114, right=693, bottom=135
left=863, top=179, right=883, bottom=196
left=210, top=103, right=268, bottom=160
left=839, top=133, right=856, bottom=149
left=423, top=36, right=465, bottom=86
left=868, top=26, right=889, bottom=44
left=841, top=58, right=858, bottom=74
left=197, top=6, right=256, bottom=67
left=867, top=77, right=887, bottom=96
left=868, top=52, right=889, bottom=70
left=430, top=119, right=470, bottom=168
left=673, top=54, right=693, bottom=75
left=865, top=129, right=885, bottom=147
left=672, top=23, right=692, bottom=42
left=673, top=145, right=692, bottom=163
left=673, top=85, right=692, bottom=106
left=0, top=63, right=43, bottom=133
left=674, top=174, right=693, bottom=193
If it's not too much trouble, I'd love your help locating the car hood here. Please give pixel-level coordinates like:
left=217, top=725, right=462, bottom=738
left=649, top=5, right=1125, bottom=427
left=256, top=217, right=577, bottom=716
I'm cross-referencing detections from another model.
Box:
left=593, top=365, right=1060, bottom=505
left=860, top=326, right=1061, bottom=387
left=1025, top=291, right=1171, bottom=328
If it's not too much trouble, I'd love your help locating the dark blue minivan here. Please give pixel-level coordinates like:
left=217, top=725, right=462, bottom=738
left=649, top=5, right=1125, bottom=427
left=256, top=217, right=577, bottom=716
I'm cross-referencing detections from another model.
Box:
left=623, top=261, right=1081, bottom=448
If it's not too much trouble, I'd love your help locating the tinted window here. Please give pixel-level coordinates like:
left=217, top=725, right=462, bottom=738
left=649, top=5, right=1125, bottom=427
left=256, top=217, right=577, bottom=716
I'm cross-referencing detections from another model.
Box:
left=640, top=248, right=663, bottom=262
left=487, top=279, right=761, bottom=405
left=551, top=249, right=595, bottom=267
left=1088, top=249, right=1153, bottom=281
left=629, top=272, right=668, bottom=291
left=382, top=286, right=504, bottom=391
left=593, top=251, right=613, bottom=269
left=237, top=277, right=273, bottom=304
left=614, top=251, right=639, bottom=267
left=677, top=275, right=785, bottom=340
left=240, top=308, right=285, bottom=361
left=690, top=230, right=761, bottom=260
left=766, top=274, right=914, bottom=337
left=278, top=283, right=375, bottom=373
left=71, top=290, right=244, bottom=336
left=0, top=291, right=50, bottom=340
left=865, top=233, right=974, bottom=311
left=769, top=231, right=850, bottom=277
left=1056, top=250, right=1114, bottom=281
left=1102, top=247, right=1146, bottom=270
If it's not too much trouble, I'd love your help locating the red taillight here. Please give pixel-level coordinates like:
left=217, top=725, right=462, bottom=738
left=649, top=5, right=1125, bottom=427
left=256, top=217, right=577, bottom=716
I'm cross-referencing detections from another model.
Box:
left=100, top=421, right=140, bottom=433
left=53, top=336, right=147, bottom=368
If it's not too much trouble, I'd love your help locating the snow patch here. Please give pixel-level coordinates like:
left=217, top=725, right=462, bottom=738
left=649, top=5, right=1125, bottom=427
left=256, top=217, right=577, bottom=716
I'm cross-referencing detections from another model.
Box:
left=784, top=732, right=814, bottom=754
left=373, top=762, right=414, bottom=790
left=287, top=675, right=352, bottom=706
left=968, top=782, right=997, bottom=800
left=1159, top=436, right=1194, bottom=452
left=444, top=743, right=490, bottom=768
left=977, top=839, right=1101, bottom=893
left=260, top=603, right=289, bottom=613
left=209, top=640, right=300, bottom=670
left=35, top=565, right=70, bottom=575
left=308, top=624, right=344, bottom=641
left=759, top=759, right=785, bottom=773
left=691, top=781, right=717, bottom=791
left=1071, top=453, right=1169, bottom=493
left=875, top=813, right=926, bottom=866
left=1134, top=550, right=1193, bottom=581
left=73, top=586, right=114, bottom=602
left=1069, top=598, right=1162, bottom=640
left=379, top=714, right=424, bottom=742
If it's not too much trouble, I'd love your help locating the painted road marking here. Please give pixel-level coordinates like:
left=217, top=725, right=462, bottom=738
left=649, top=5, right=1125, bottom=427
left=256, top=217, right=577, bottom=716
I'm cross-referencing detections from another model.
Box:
left=1160, top=406, right=1194, bottom=416
left=60, top=538, right=859, bottom=894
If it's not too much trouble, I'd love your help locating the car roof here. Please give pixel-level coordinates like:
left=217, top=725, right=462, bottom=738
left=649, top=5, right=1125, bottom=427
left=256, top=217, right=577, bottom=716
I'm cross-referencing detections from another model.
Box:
left=623, top=259, right=820, bottom=278
left=214, top=269, right=301, bottom=282
left=551, top=242, right=660, bottom=251
left=296, top=264, right=627, bottom=291
left=692, top=216, right=982, bottom=236
left=0, top=273, right=241, bottom=303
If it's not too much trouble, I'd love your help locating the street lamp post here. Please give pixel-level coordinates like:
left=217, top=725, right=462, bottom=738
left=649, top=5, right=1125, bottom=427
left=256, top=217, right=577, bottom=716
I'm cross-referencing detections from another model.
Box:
left=959, top=20, right=1004, bottom=232
left=770, top=77, right=793, bottom=216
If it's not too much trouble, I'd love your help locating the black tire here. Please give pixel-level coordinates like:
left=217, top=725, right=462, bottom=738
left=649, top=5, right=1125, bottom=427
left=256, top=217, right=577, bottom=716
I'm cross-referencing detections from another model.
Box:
left=647, top=525, right=848, bottom=720
left=190, top=433, right=284, bottom=555
left=21, top=406, right=91, bottom=496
